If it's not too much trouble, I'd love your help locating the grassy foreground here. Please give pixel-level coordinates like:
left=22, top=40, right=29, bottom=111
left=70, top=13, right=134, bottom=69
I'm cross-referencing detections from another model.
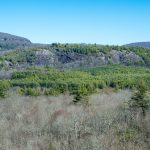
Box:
left=0, top=90, right=149, bottom=150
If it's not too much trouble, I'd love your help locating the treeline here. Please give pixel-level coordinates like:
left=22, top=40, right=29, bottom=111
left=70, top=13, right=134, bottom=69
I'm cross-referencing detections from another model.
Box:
left=0, top=65, right=150, bottom=102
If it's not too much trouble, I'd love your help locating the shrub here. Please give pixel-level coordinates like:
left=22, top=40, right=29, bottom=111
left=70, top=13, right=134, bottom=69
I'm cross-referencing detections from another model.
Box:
left=128, top=81, right=150, bottom=117
left=44, top=88, right=60, bottom=96
left=0, top=80, right=10, bottom=98
left=25, top=88, right=41, bottom=96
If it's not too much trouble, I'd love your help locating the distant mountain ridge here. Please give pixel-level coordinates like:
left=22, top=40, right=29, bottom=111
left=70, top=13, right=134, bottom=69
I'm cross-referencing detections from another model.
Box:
left=0, top=32, right=52, bottom=51
left=1, top=32, right=150, bottom=50
left=0, top=32, right=32, bottom=51
left=124, top=42, right=150, bottom=49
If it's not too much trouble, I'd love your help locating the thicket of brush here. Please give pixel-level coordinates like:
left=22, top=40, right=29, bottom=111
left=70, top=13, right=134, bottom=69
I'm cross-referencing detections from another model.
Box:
left=0, top=89, right=149, bottom=150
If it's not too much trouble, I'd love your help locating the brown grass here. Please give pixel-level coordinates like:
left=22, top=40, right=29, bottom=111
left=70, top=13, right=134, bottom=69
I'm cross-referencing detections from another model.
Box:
left=0, top=90, right=149, bottom=150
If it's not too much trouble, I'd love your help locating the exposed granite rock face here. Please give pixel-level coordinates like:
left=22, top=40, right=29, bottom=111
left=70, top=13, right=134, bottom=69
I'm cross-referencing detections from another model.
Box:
left=109, top=50, right=123, bottom=64
left=56, top=52, right=84, bottom=64
left=108, top=50, right=144, bottom=65
left=121, top=51, right=144, bottom=65
left=30, top=49, right=145, bottom=69
left=35, top=50, right=58, bottom=67
left=1, top=48, right=145, bottom=69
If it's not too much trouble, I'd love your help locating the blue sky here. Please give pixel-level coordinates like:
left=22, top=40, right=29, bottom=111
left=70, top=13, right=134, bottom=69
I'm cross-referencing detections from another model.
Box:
left=0, top=0, right=150, bottom=45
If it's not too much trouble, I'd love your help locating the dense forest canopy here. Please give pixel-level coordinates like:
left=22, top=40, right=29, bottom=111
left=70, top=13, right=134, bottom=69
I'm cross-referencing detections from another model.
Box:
left=0, top=65, right=150, bottom=102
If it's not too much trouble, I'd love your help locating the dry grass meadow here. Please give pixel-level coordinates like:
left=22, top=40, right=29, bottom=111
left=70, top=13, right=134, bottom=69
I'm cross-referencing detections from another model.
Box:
left=0, top=90, right=149, bottom=150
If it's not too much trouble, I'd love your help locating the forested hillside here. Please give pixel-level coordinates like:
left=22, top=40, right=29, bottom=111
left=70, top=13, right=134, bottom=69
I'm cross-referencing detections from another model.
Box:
left=1, top=44, right=150, bottom=70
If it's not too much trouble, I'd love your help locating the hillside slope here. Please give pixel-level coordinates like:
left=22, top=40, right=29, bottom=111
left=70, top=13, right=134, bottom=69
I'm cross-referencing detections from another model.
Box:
left=0, top=32, right=32, bottom=51
left=0, top=32, right=150, bottom=69
left=1, top=44, right=150, bottom=69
